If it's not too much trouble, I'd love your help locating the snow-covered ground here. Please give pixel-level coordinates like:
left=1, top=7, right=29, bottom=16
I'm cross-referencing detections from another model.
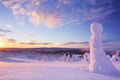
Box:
left=0, top=57, right=120, bottom=80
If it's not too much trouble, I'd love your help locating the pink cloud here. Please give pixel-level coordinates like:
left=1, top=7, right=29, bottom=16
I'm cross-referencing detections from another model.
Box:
left=1, top=0, right=62, bottom=29
left=28, top=11, right=62, bottom=28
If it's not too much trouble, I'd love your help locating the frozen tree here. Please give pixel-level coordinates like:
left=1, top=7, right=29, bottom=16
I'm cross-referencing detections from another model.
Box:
left=41, top=55, right=48, bottom=61
left=83, top=53, right=90, bottom=63
left=89, top=23, right=119, bottom=75
left=72, top=54, right=81, bottom=62
left=66, top=54, right=71, bottom=62
left=111, top=51, right=120, bottom=62
left=59, top=53, right=66, bottom=61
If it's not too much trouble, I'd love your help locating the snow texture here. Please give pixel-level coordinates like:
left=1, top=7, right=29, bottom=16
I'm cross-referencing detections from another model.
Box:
left=0, top=61, right=120, bottom=80
left=89, top=23, right=120, bottom=76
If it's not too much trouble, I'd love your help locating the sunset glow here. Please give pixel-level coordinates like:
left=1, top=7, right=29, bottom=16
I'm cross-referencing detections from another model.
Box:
left=0, top=41, right=5, bottom=47
left=0, top=0, right=120, bottom=48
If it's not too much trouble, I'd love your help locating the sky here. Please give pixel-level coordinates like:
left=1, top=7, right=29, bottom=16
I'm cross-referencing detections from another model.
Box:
left=0, top=0, right=120, bottom=48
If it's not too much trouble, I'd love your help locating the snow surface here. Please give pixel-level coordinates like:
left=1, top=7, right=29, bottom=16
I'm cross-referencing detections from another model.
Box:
left=0, top=57, right=120, bottom=80
left=89, top=23, right=119, bottom=75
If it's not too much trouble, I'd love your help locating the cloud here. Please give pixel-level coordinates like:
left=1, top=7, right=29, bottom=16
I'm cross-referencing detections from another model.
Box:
left=0, top=34, right=4, bottom=40
left=27, top=34, right=35, bottom=37
left=1, top=38, right=52, bottom=47
left=44, top=13, right=62, bottom=28
left=0, top=28, right=14, bottom=33
left=59, top=0, right=72, bottom=5
left=5, top=24, right=13, bottom=28
left=103, top=43, right=120, bottom=48
left=83, top=6, right=114, bottom=21
left=0, top=0, right=117, bottom=27
left=100, top=39, right=120, bottom=48
left=63, top=41, right=88, bottom=45
left=72, top=0, right=114, bottom=22
left=63, top=39, right=120, bottom=46
left=28, top=11, right=61, bottom=28
left=102, top=39, right=120, bottom=44
left=19, top=42, right=52, bottom=45
left=19, top=40, right=52, bottom=45
left=28, top=11, right=44, bottom=26
left=59, top=0, right=116, bottom=24
left=0, top=34, right=4, bottom=37
left=5, top=39, right=16, bottom=43
left=1, top=0, right=62, bottom=29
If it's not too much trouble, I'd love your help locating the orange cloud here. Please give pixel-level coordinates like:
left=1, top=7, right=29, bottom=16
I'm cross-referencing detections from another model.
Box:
left=27, top=34, right=35, bottom=37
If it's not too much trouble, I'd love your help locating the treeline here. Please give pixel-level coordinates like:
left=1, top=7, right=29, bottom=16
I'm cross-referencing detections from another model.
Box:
left=0, top=48, right=89, bottom=55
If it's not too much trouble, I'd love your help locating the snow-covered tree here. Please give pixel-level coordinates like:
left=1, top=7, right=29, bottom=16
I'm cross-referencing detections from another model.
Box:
left=111, top=51, right=120, bottom=62
left=89, top=23, right=119, bottom=75
left=66, top=54, right=71, bottom=62
left=59, top=53, right=66, bottom=61
left=72, top=54, right=81, bottom=62
left=83, top=52, right=90, bottom=63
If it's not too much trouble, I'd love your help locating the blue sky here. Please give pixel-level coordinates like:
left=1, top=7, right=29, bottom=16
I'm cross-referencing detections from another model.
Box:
left=0, top=0, right=120, bottom=48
